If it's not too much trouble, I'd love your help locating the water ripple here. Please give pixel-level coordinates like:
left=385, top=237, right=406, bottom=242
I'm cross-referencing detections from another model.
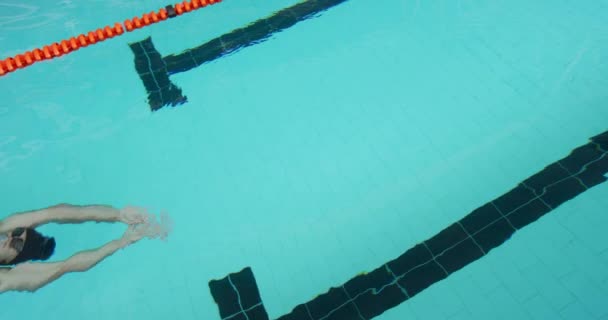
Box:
left=0, top=135, right=16, bottom=147
left=0, top=100, right=125, bottom=171
left=0, top=3, right=64, bottom=31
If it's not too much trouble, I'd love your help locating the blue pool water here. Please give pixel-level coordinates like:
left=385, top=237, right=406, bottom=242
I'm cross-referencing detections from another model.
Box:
left=1, top=0, right=608, bottom=319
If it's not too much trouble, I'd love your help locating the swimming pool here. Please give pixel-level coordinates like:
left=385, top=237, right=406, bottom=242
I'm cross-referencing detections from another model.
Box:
left=1, top=0, right=608, bottom=319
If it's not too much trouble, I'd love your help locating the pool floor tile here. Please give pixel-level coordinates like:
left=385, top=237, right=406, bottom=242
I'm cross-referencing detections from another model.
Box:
left=559, top=300, right=595, bottom=320
left=491, top=262, right=538, bottom=303
left=559, top=272, right=608, bottom=319
left=522, top=294, right=564, bottom=320
left=535, top=248, right=576, bottom=279
left=521, top=262, right=576, bottom=311
left=599, top=249, right=608, bottom=268
left=446, top=308, right=474, bottom=320
left=561, top=240, right=608, bottom=285
left=486, top=286, right=532, bottom=319
left=463, top=262, right=503, bottom=296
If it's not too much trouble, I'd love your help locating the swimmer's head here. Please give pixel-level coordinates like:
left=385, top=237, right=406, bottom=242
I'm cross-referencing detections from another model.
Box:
left=0, top=228, right=55, bottom=265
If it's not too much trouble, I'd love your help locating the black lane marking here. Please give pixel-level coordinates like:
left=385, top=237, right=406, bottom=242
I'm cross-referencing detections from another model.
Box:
left=209, top=131, right=608, bottom=320
left=129, top=0, right=349, bottom=111
left=209, top=267, right=270, bottom=320
left=128, top=38, right=187, bottom=111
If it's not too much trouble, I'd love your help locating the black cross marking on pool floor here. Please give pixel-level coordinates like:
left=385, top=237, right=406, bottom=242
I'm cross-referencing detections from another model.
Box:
left=208, top=130, right=608, bottom=320
left=128, top=0, right=349, bottom=111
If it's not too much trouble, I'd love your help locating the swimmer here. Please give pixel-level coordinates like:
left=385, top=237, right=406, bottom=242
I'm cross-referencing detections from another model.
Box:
left=0, top=204, right=172, bottom=293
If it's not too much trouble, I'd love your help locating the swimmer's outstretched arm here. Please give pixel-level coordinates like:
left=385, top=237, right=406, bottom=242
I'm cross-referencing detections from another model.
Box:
left=0, top=204, right=148, bottom=233
left=0, top=223, right=160, bottom=293
left=0, top=238, right=129, bottom=293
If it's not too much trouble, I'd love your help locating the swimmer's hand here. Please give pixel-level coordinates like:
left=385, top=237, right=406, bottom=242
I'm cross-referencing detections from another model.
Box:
left=121, top=224, right=155, bottom=245
left=120, top=212, right=173, bottom=245
left=119, top=206, right=152, bottom=225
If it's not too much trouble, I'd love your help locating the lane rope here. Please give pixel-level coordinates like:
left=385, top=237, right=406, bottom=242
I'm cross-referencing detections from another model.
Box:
left=0, top=0, right=222, bottom=78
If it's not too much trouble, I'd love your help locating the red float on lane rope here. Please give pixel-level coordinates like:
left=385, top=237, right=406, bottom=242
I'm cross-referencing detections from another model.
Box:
left=0, top=0, right=223, bottom=78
